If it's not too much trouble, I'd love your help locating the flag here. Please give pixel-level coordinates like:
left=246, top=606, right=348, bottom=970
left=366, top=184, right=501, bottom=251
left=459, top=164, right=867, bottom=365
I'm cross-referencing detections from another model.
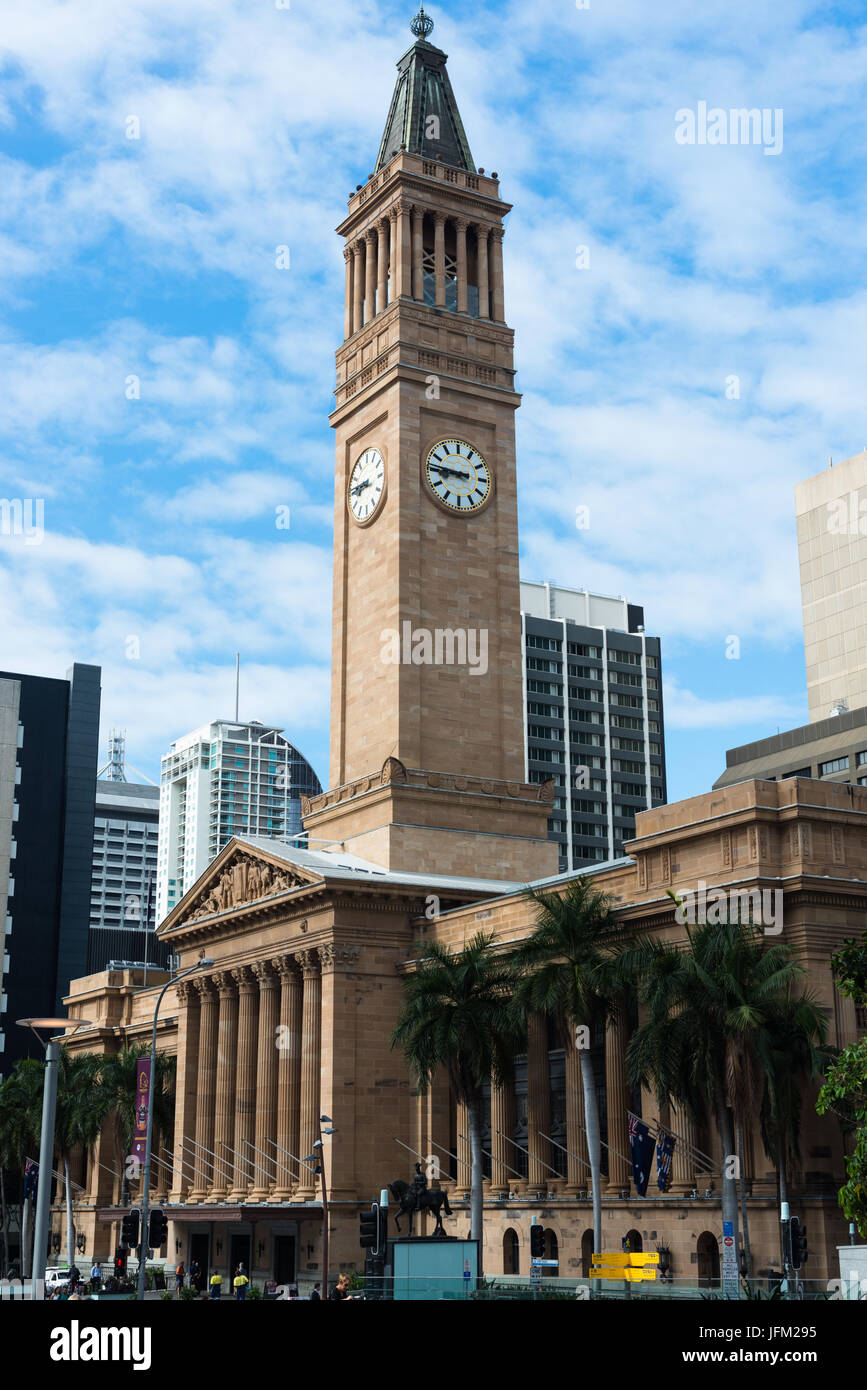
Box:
left=132, top=1057, right=152, bottom=1165
left=629, top=1116, right=655, bottom=1196
left=657, top=1128, right=676, bottom=1192
left=23, top=1158, right=38, bottom=1202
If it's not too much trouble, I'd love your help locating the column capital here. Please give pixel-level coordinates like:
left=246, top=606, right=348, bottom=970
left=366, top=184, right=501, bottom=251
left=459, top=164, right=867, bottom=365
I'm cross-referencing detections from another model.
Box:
left=343, top=244, right=353, bottom=261
left=395, top=197, right=413, bottom=217
left=433, top=210, right=446, bottom=227
left=318, top=943, right=360, bottom=973
left=473, top=220, right=491, bottom=238
left=213, top=970, right=236, bottom=1000
left=365, top=226, right=378, bottom=244
left=251, top=959, right=277, bottom=988
left=352, top=237, right=365, bottom=256
left=193, top=975, right=217, bottom=1002
left=410, top=203, right=424, bottom=223
left=175, top=979, right=196, bottom=1004
left=296, top=948, right=321, bottom=979
left=387, top=203, right=399, bottom=223
left=232, top=963, right=257, bottom=993
left=453, top=215, right=469, bottom=232
left=489, top=225, right=505, bottom=242
left=274, top=953, right=300, bottom=983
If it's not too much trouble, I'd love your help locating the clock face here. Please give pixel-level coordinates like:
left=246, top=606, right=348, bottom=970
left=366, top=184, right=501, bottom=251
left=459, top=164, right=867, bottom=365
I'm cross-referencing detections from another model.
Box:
left=348, top=447, right=385, bottom=523
left=425, top=439, right=492, bottom=514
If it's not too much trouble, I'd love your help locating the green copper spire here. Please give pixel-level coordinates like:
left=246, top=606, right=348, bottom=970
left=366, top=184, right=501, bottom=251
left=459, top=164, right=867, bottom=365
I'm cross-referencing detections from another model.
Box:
left=374, top=9, right=476, bottom=174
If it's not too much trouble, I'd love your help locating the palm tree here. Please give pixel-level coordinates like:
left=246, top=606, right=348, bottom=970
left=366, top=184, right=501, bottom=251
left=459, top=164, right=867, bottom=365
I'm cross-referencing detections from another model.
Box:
left=0, top=1060, right=45, bottom=1278
left=624, top=918, right=809, bottom=1279
left=391, top=932, right=524, bottom=1270
left=99, top=1048, right=176, bottom=1206
left=53, top=1051, right=111, bottom=1265
left=758, top=989, right=829, bottom=1215
left=513, top=878, right=626, bottom=1257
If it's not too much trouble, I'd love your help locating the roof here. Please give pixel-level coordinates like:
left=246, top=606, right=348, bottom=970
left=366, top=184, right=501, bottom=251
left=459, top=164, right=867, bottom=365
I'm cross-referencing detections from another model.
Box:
left=233, top=834, right=520, bottom=895
left=375, top=29, right=475, bottom=173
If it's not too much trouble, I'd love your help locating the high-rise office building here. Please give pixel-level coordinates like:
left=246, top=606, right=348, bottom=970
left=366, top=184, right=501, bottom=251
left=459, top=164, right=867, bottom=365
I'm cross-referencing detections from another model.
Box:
left=155, top=719, right=322, bottom=922
left=89, top=778, right=161, bottom=973
left=0, top=663, right=101, bottom=1075
left=796, top=448, right=867, bottom=722
left=520, top=581, right=667, bottom=872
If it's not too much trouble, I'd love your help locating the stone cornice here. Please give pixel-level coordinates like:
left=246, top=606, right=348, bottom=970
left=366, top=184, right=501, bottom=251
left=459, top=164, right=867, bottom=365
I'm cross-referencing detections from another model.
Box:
left=303, top=756, right=554, bottom=818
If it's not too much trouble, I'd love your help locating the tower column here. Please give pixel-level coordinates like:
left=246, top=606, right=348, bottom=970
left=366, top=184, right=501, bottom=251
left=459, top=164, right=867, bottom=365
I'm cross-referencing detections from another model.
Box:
left=343, top=246, right=353, bottom=340
left=250, top=961, right=279, bottom=1202
left=490, top=1077, right=514, bottom=1197
left=229, top=965, right=258, bottom=1202
left=190, top=977, right=218, bottom=1201
left=272, top=955, right=302, bottom=1201
left=455, top=217, right=468, bottom=314
left=527, top=1013, right=551, bottom=1192
left=395, top=201, right=411, bottom=299
left=351, top=240, right=364, bottom=335
left=476, top=223, right=490, bottom=319
left=210, top=972, right=238, bottom=1200
left=388, top=208, right=398, bottom=300
left=455, top=1099, right=471, bottom=1199
left=490, top=226, right=505, bottom=322
left=169, top=979, right=200, bottom=1203
left=605, top=1010, right=631, bottom=1192
left=365, top=229, right=377, bottom=322
left=377, top=217, right=389, bottom=312
left=434, top=212, right=446, bottom=308
left=670, top=1100, right=697, bottom=1193
left=294, top=949, right=322, bottom=1201
left=411, top=206, right=424, bottom=301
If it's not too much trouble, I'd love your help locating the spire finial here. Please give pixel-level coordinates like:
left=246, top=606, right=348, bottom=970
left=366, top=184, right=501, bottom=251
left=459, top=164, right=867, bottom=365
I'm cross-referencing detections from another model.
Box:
left=410, top=5, right=434, bottom=40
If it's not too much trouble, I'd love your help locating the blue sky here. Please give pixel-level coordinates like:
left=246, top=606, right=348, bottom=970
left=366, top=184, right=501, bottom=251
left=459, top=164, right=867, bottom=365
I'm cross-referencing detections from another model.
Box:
left=1, top=0, right=865, bottom=801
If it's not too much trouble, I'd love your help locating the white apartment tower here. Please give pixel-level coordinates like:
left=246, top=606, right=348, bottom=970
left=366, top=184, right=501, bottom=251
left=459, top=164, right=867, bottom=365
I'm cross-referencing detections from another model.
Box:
left=155, top=719, right=322, bottom=923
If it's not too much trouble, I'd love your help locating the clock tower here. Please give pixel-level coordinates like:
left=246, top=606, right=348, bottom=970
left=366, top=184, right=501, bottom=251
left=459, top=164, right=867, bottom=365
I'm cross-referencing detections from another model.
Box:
left=303, top=8, right=557, bottom=881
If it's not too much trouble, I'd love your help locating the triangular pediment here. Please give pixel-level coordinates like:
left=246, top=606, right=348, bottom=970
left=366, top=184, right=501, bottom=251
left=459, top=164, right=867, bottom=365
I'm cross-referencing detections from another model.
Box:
left=159, top=840, right=321, bottom=935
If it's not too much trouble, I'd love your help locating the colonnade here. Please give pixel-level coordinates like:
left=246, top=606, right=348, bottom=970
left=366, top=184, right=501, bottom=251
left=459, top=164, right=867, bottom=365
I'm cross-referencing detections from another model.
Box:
left=170, top=949, right=326, bottom=1204
left=343, top=203, right=505, bottom=337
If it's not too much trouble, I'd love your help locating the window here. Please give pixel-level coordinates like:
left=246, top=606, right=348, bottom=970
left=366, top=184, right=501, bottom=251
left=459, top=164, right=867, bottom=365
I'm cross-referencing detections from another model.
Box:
left=526, top=634, right=562, bottom=651
left=820, top=757, right=849, bottom=776
left=857, top=752, right=867, bottom=766
left=782, top=767, right=812, bottom=779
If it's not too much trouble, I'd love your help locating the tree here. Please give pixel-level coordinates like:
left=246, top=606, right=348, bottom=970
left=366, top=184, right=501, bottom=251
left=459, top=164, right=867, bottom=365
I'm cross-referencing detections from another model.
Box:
left=98, top=1048, right=176, bottom=1206
left=391, top=932, right=524, bottom=1270
left=758, top=988, right=829, bottom=1212
left=53, top=1052, right=111, bottom=1265
left=514, top=878, right=626, bottom=1257
left=624, top=916, right=809, bottom=1281
left=817, top=931, right=867, bottom=1236
left=0, top=1060, right=46, bottom=1278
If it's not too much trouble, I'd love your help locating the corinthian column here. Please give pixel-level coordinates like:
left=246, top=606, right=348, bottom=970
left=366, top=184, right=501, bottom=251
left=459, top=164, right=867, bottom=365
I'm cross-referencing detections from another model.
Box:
left=365, top=229, right=377, bottom=322
left=411, top=206, right=424, bottom=300
left=343, top=246, right=353, bottom=340
left=272, top=955, right=302, bottom=1201
left=456, top=1099, right=471, bottom=1199
left=605, top=1010, right=631, bottom=1192
left=250, top=961, right=279, bottom=1201
left=170, top=979, right=200, bottom=1203
left=434, top=212, right=446, bottom=307
left=190, top=977, right=218, bottom=1200
left=229, top=965, right=258, bottom=1202
left=294, top=949, right=322, bottom=1200
left=210, top=971, right=238, bottom=1200
left=564, top=1034, right=589, bottom=1194
left=396, top=201, right=411, bottom=299
left=670, top=1100, right=697, bottom=1193
left=490, top=1078, right=514, bottom=1197
left=455, top=217, right=468, bottom=314
left=352, top=241, right=364, bottom=335
left=476, top=224, right=490, bottom=319
left=489, top=227, right=505, bottom=322
left=377, top=218, right=389, bottom=312
left=527, top=1013, right=551, bottom=1192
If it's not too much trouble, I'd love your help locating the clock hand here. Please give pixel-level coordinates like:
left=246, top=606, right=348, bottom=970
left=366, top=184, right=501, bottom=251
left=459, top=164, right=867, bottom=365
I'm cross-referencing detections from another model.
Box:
left=432, top=465, right=471, bottom=481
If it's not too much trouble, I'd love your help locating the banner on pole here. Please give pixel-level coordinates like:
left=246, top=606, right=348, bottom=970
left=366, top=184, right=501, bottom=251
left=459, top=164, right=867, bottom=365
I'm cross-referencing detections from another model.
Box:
left=132, top=1058, right=152, bottom=1164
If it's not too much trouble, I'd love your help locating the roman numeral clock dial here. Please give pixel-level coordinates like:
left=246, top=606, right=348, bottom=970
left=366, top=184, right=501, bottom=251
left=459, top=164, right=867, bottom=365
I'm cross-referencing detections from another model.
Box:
left=424, top=439, right=493, bottom=515
left=347, top=447, right=386, bottom=525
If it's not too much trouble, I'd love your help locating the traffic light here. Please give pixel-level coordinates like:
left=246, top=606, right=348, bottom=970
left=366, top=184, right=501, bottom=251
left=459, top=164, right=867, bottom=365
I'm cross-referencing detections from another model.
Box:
left=148, top=1208, right=168, bottom=1249
left=114, top=1247, right=128, bottom=1279
left=359, top=1206, right=378, bottom=1249
left=530, top=1224, right=545, bottom=1259
left=121, top=1208, right=140, bottom=1248
left=790, top=1216, right=808, bottom=1269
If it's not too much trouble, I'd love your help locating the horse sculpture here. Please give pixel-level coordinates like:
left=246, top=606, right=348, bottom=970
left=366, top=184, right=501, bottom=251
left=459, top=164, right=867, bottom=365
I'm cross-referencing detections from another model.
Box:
left=388, top=1179, right=453, bottom=1236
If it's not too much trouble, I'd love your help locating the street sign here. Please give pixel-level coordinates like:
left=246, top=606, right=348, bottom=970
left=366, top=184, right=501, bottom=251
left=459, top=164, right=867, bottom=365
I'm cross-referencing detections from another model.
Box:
left=531, top=1259, right=559, bottom=1267
left=590, top=1252, right=659, bottom=1267
left=721, top=1220, right=739, bottom=1297
left=590, top=1267, right=657, bottom=1282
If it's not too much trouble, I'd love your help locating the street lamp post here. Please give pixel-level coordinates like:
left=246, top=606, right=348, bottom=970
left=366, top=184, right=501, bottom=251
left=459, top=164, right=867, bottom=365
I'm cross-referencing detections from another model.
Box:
left=305, top=1114, right=335, bottom=1297
left=16, top=1016, right=94, bottom=1300
left=136, top=957, right=213, bottom=1302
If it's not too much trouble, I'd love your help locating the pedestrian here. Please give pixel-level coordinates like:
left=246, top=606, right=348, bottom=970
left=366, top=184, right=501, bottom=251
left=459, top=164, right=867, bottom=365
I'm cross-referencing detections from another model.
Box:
left=175, top=1260, right=185, bottom=1294
left=309, top=1282, right=321, bottom=1301
left=89, top=1260, right=102, bottom=1295
left=233, top=1266, right=249, bottom=1301
left=209, top=1270, right=223, bottom=1300
left=328, top=1273, right=356, bottom=1301
left=189, top=1259, right=202, bottom=1295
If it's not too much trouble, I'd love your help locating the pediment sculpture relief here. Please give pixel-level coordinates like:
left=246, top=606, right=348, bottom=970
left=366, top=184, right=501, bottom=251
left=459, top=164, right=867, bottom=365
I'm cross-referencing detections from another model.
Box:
left=186, top=854, right=303, bottom=921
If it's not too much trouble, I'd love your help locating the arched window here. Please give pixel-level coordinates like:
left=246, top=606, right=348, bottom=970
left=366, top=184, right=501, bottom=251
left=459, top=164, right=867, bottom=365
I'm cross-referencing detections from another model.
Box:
left=503, top=1228, right=520, bottom=1275
left=697, top=1232, right=720, bottom=1287
left=625, top=1228, right=642, bottom=1254
left=544, top=1229, right=559, bottom=1265
left=581, top=1228, right=594, bottom=1278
